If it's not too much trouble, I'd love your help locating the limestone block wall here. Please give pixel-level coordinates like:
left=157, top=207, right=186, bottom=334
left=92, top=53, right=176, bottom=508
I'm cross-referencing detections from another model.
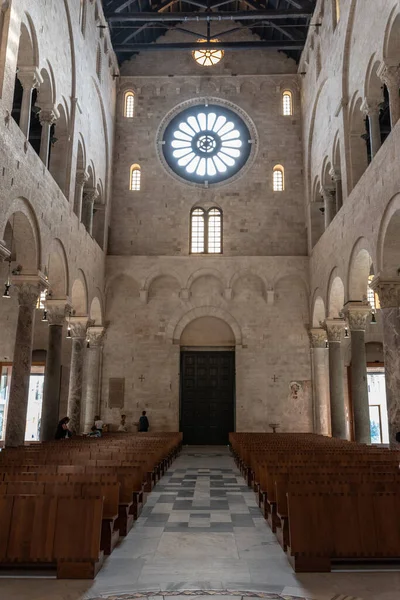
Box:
left=101, top=256, right=312, bottom=433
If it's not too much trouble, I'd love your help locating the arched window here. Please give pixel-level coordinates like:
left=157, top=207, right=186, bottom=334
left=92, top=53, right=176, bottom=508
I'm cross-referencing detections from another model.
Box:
left=130, top=164, right=141, bottom=191
left=273, top=165, right=284, bottom=191
left=282, top=91, right=293, bottom=116
left=190, top=207, right=222, bottom=254
left=124, top=91, right=135, bottom=118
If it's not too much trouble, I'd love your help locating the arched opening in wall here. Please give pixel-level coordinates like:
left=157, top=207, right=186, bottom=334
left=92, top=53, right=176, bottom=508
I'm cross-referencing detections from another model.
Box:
left=48, top=103, right=69, bottom=193
left=11, top=22, right=39, bottom=138
left=383, top=12, right=400, bottom=129
left=180, top=316, right=235, bottom=445
left=365, top=342, right=388, bottom=443
left=93, top=181, right=106, bottom=250
left=0, top=207, right=41, bottom=442
left=71, top=270, right=88, bottom=316
left=328, top=275, right=344, bottom=318
left=73, top=140, right=86, bottom=218
left=310, top=178, right=324, bottom=248
left=349, top=97, right=369, bottom=190
left=47, top=239, right=68, bottom=299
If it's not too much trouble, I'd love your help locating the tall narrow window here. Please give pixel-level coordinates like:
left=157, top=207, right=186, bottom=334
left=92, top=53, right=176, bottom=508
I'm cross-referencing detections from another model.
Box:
left=335, top=0, right=340, bottom=24
left=130, top=164, right=141, bottom=191
left=79, top=0, right=86, bottom=35
left=273, top=165, right=284, bottom=191
left=96, top=44, right=101, bottom=80
left=190, top=207, right=222, bottom=254
left=282, top=91, right=293, bottom=116
left=124, top=91, right=135, bottom=118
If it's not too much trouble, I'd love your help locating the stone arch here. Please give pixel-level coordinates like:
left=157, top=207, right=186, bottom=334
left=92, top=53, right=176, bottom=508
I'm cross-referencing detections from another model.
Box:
left=364, top=54, right=384, bottom=101
left=148, top=274, right=181, bottom=301
left=89, top=296, right=103, bottom=325
left=348, top=93, right=368, bottom=190
left=312, top=293, right=326, bottom=327
left=18, top=13, right=39, bottom=67
left=347, top=238, right=375, bottom=301
left=71, top=269, right=88, bottom=315
left=2, top=197, right=41, bottom=271
left=47, top=238, right=69, bottom=297
left=377, top=192, right=400, bottom=276
left=187, top=268, right=227, bottom=291
left=327, top=270, right=345, bottom=317
left=383, top=7, right=400, bottom=65
left=180, top=316, right=236, bottom=347
left=169, top=306, right=242, bottom=346
left=229, top=269, right=269, bottom=299
left=37, top=64, right=56, bottom=107
left=143, top=268, right=184, bottom=292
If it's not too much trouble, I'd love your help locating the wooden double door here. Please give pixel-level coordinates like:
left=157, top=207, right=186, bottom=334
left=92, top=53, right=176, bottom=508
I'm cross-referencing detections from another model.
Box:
left=180, top=351, right=235, bottom=445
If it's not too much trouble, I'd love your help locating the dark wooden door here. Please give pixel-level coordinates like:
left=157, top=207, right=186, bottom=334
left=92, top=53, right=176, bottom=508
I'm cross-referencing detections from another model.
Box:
left=180, top=351, right=235, bottom=445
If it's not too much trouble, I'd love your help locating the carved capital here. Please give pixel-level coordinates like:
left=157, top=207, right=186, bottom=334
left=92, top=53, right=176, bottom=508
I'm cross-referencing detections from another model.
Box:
left=87, top=326, right=106, bottom=347
left=322, top=318, right=346, bottom=343
left=329, top=166, right=341, bottom=182
left=69, top=316, right=90, bottom=339
left=361, top=97, right=382, bottom=117
left=370, top=276, right=400, bottom=309
left=75, top=170, right=90, bottom=188
left=38, top=108, right=58, bottom=126
left=83, top=188, right=99, bottom=205
left=343, top=301, right=371, bottom=331
left=45, top=299, right=71, bottom=326
left=377, top=63, right=400, bottom=90
left=309, top=327, right=327, bottom=348
left=319, top=186, right=336, bottom=202
left=11, top=273, right=48, bottom=307
left=17, top=66, right=43, bottom=90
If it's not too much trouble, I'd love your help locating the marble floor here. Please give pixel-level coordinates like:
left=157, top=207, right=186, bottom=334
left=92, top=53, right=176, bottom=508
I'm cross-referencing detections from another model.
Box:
left=1, top=447, right=399, bottom=600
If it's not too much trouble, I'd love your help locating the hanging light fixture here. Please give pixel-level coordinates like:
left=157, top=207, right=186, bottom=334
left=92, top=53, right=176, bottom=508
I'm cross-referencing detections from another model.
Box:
left=66, top=312, right=72, bottom=338
left=41, top=309, right=48, bottom=322
left=2, top=258, right=11, bottom=298
left=325, top=340, right=329, bottom=348
left=86, top=337, right=90, bottom=349
left=344, top=327, right=349, bottom=338
left=371, top=311, right=377, bottom=324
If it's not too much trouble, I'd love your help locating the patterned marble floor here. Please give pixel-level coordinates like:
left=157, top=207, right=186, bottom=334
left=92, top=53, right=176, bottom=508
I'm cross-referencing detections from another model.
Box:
left=1, top=447, right=399, bottom=600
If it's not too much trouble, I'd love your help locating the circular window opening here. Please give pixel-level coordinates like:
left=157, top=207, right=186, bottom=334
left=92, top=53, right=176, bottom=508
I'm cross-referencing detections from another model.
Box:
left=162, top=104, right=252, bottom=185
left=192, top=39, right=224, bottom=66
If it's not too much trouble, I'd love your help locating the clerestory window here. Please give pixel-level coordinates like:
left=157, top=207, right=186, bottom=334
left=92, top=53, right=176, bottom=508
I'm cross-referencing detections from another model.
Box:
left=190, top=207, right=222, bottom=254
left=273, top=165, right=284, bottom=191
left=124, top=91, right=135, bottom=118
left=282, top=91, right=293, bottom=116
left=130, top=164, right=141, bottom=191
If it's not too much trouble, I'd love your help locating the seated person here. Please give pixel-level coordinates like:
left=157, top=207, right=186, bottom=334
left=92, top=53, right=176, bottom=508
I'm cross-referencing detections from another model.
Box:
left=118, top=414, right=127, bottom=432
left=87, top=425, right=101, bottom=438
left=94, top=415, right=104, bottom=434
left=55, top=417, right=72, bottom=440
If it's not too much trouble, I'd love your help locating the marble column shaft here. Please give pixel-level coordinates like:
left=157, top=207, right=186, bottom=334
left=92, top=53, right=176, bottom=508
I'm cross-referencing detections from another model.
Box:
left=40, top=302, right=69, bottom=441
left=324, top=319, right=347, bottom=439
left=38, top=109, right=57, bottom=167
left=66, top=319, right=88, bottom=434
left=83, top=326, right=105, bottom=432
left=82, top=189, right=99, bottom=235
left=379, top=65, right=400, bottom=128
left=371, top=278, right=400, bottom=444
left=344, top=304, right=371, bottom=444
left=363, top=100, right=382, bottom=159
left=320, top=187, right=336, bottom=230
left=75, top=170, right=89, bottom=221
left=309, top=328, right=330, bottom=435
left=5, top=283, right=41, bottom=447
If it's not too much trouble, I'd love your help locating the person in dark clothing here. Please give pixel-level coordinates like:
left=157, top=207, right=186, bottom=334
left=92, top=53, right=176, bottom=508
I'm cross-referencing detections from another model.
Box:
left=55, top=417, right=72, bottom=440
left=396, top=431, right=400, bottom=444
left=138, top=410, right=149, bottom=432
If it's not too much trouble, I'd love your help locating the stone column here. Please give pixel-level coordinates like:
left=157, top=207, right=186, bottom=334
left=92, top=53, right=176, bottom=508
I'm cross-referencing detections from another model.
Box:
left=309, top=328, right=330, bottom=435
left=320, top=186, right=336, bottom=230
left=378, top=64, right=400, bottom=128
left=324, top=318, right=347, bottom=439
left=330, top=167, right=343, bottom=212
left=40, top=300, right=70, bottom=441
left=74, top=170, right=89, bottom=221
left=370, top=278, right=400, bottom=444
left=362, top=99, right=382, bottom=159
left=66, top=317, right=89, bottom=434
left=83, top=326, right=106, bottom=432
left=5, top=275, right=47, bottom=447
left=343, top=302, right=372, bottom=444
left=16, top=67, right=42, bottom=138
left=82, top=188, right=99, bottom=235
left=38, top=108, right=58, bottom=167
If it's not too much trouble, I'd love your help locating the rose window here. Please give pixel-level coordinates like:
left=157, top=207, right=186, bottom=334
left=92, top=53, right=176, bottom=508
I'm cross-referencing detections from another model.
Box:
left=162, top=104, right=252, bottom=185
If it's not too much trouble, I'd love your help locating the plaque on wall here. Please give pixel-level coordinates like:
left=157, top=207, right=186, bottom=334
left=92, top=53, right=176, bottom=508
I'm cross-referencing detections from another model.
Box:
left=109, top=378, right=125, bottom=408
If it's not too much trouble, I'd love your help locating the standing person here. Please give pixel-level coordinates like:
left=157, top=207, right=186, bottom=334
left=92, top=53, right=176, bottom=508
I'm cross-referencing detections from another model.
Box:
left=138, top=410, right=149, bottom=432
left=118, top=414, right=127, bottom=432
left=55, top=417, right=72, bottom=440
left=94, top=415, right=103, bottom=434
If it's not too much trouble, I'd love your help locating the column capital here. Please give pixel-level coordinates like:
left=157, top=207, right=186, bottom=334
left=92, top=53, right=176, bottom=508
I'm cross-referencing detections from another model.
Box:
left=377, top=62, right=400, bottom=89
left=329, top=166, right=341, bottom=182
left=319, top=185, right=335, bottom=199
left=0, top=240, right=11, bottom=261
left=17, top=66, right=43, bottom=90
left=309, top=327, right=327, bottom=349
left=11, top=272, right=48, bottom=307
left=69, top=316, right=91, bottom=339
left=83, top=188, right=99, bottom=204
left=38, top=107, right=59, bottom=126
left=322, top=318, right=346, bottom=342
left=87, top=326, right=106, bottom=347
left=361, top=97, right=382, bottom=116
left=343, top=301, right=371, bottom=331
left=75, top=170, right=90, bottom=188
left=370, top=276, right=400, bottom=309
left=45, top=298, right=72, bottom=326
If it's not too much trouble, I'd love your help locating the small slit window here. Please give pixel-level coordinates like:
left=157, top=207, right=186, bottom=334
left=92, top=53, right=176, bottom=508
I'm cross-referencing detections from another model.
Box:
left=191, top=207, right=222, bottom=254
left=273, top=165, right=284, bottom=191
left=282, top=91, right=293, bottom=116
left=130, top=164, right=141, bottom=191
left=335, top=0, right=340, bottom=25
left=124, top=91, right=135, bottom=118
left=79, top=0, right=86, bottom=34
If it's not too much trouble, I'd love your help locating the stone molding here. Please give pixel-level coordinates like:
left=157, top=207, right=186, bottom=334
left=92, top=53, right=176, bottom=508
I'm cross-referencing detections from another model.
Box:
left=309, top=327, right=327, bottom=348
left=45, top=299, right=71, bottom=327
left=361, top=97, right=381, bottom=116
left=75, top=170, right=90, bottom=188
left=17, top=66, right=43, bottom=90
left=87, top=326, right=106, bottom=347
left=11, top=272, right=48, bottom=307
left=83, top=188, right=99, bottom=204
left=377, top=63, right=400, bottom=89
left=69, top=316, right=90, bottom=339
left=370, top=276, right=400, bottom=309
left=0, top=240, right=11, bottom=261
left=38, top=108, right=59, bottom=126
left=322, top=318, right=346, bottom=343
left=329, top=166, right=341, bottom=182
left=343, top=301, right=371, bottom=331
